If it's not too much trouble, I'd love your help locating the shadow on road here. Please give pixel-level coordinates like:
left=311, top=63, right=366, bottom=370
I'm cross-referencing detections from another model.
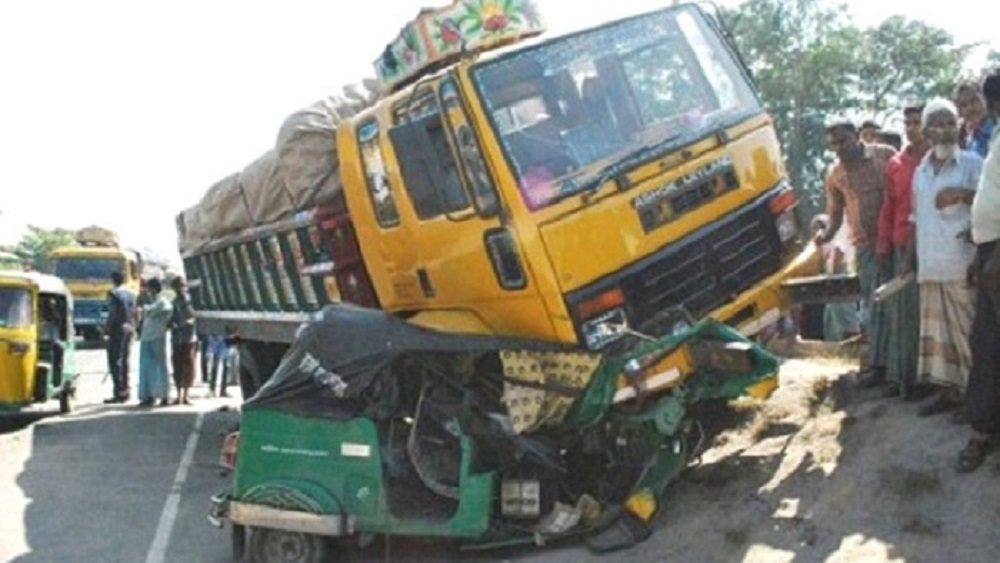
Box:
left=8, top=407, right=230, bottom=563
left=0, top=412, right=50, bottom=435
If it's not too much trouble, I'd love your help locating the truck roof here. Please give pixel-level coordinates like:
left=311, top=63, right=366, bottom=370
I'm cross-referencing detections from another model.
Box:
left=0, top=271, right=71, bottom=296
left=49, top=246, right=140, bottom=260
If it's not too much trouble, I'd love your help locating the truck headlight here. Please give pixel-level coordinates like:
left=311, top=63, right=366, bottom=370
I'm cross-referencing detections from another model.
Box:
left=581, top=307, right=628, bottom=350
left=776, top=210, right=799, bottom=243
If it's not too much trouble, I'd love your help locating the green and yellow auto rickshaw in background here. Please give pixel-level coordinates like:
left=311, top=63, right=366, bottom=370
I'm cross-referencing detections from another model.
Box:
left=0, top=271, right=77, bottom=413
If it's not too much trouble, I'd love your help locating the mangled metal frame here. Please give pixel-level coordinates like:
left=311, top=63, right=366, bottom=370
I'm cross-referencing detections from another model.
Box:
left=212, top=303, right=779, bottom=554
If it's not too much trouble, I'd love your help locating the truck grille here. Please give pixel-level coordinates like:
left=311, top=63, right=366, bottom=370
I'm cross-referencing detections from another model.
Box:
left=567, top=196, right=784, bottom=333
left=624, top=200, right=782, bottom=327
left=74, top=299, right=107, bottom=323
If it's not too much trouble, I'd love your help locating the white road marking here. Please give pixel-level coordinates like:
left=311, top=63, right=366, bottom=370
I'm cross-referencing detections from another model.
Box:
left=145, top=412, right=205, bottom=563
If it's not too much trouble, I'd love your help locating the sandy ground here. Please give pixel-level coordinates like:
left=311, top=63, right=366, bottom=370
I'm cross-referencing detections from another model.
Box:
left=633, top=343, right=1000, bottom=563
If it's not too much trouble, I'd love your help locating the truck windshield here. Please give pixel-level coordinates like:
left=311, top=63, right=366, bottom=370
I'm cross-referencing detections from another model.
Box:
left=54, top=257, right=124, bottom=281
left=0, top=288, right=32, bottom=328
left=472, top=6, right=760, bottom=210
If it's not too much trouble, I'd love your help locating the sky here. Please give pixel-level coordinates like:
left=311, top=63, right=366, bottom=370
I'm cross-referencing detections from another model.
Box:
left=0, top=0, right=994, bottom=264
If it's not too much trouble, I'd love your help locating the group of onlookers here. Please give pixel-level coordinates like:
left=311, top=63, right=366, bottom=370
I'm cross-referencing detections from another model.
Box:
left=813, top=70, right=1000, bottom=472
left=103, top=272, right=237, bottom=407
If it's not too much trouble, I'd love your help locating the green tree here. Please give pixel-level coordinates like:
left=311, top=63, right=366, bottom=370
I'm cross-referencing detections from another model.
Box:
left=723, top=0, right=859, bottom=216
left=857, top=16, right=971, bottom=118
left=15, top=226, right=76, bottom=271
left=988, top=49, right=1000, bottom=70
left=722, top=0, right=971, bottom=219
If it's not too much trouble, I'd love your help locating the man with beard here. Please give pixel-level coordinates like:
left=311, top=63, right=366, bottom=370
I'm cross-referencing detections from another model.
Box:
left=909, top=99, right=982, bottom=420
left=815, top=120, right=896, bottom=387
left=877, top=103, right=928, bottom=399
left=957, top=71, right=1000, bottom=472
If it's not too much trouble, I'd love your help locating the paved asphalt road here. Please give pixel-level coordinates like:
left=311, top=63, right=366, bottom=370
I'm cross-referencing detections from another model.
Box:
left=0, top=343, right=242, bottom=563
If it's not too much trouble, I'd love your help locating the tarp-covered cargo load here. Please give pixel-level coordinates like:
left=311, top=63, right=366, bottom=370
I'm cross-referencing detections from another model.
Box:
left=178, top=82, right=380, bottom=255
left=75, top=225, right=119, bottom=247
left=175, top=207, right=199, bottom=255
left=197, top=172, right=253, bottom=240
left=238, top=150, right=293, bottom=226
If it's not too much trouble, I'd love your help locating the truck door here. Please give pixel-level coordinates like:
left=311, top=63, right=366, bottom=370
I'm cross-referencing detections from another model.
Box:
left=383, top=77, right=551, bottom=338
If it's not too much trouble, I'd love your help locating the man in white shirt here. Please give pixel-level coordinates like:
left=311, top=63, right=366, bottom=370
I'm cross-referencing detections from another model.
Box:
left=909, top=99, right=982, bottom=419
left=958, top=71, right=1000, bottom=472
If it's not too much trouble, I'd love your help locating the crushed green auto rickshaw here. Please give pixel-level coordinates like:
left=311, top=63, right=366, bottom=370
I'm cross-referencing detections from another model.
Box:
left=0, top=271, right=78, bottom=414
left=208, top=304, right=779, bottom=562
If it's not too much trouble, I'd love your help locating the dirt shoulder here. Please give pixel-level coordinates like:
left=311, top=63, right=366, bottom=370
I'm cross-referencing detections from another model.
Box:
left=625, top=349, right=1000, bottom=563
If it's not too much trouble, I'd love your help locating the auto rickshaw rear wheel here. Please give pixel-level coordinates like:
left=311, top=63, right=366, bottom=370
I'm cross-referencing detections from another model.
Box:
left=232, top=524, right=247, bottom=562
left=248, top=527, right=329, bottom=563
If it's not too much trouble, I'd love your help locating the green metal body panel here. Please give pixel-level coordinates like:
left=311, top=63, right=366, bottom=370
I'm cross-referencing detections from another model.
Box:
left=234, top=409, right=494, bottom=538
left=229, top=318, right=779, bottom=544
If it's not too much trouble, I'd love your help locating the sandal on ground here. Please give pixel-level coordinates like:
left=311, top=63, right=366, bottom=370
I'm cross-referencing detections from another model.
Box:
left=957, top=438, right=991, bottom=473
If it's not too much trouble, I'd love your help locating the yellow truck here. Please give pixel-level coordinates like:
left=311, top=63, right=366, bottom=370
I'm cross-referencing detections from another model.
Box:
left=49, top=226, right=142, bottom=341
left=176, top=1, right=819, bottom=396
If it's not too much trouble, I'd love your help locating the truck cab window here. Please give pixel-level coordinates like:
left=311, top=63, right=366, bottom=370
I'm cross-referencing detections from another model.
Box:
left=390, top=86, right=470, bottom=220
left=439, top=78, right=498, bottom=216
left=358, top=120, right=400, bottom=228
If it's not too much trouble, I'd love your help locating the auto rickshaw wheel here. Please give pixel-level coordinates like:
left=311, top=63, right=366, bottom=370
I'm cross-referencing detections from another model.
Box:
left=232, top=524, right=247, bottom=562
left=248, top=527, right=329, bottom=563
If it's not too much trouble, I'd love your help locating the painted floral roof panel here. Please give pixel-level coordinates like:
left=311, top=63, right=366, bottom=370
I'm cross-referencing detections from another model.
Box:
left=374, top=0, right=545, bottom=93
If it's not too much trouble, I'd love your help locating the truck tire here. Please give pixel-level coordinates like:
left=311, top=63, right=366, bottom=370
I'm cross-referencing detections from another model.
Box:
left=81, top=327, right=103, bottom=343
left=238, top=346, right=263, bottom=401
left=248, top=527, right=329, bottom=563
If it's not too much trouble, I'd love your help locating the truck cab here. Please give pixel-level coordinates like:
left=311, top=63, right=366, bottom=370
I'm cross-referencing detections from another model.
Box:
left=49, top=227, right=142, bottom=341
left=344, top=3, right=817, bottom=349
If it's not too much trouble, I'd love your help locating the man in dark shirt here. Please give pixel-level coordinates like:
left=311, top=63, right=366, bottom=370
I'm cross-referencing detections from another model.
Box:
left=169, top=276, right=198, bottom=405
left=104, top=271, right=136, bottom=403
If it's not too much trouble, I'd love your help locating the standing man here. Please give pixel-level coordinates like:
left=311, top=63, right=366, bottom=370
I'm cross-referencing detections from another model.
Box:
left=877, top=103, right=928, bottom=398
left=169, top=277, right=197, bottom=405
left=137, top=279, right=174, bottom=407
left=908, top=99, right=981, bottom=419
left=860, top=120, right=881, bottom=144
left=955, top=80, right=996, bottom=159
left=103, top=271, right=136, bottom=404
left=957, top=71, right=1000, bottom=472
left=815, top=120, right=897, bottom=387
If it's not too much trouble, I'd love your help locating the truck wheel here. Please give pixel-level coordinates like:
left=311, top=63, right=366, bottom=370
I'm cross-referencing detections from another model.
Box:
left=248, top=527, right=328, bottom=563
left=232, top=524, right=247, bottom=562
left=238, top=346, right=262, bottom=401
left=81, top=327, right=102, bottom=343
